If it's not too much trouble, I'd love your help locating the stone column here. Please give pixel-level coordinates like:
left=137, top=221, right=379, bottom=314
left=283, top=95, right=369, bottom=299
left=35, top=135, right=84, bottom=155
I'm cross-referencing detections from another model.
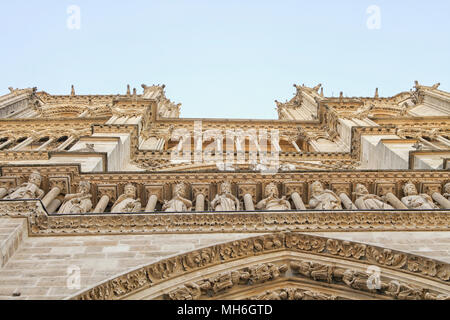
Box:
left=291, top=192, right=306, bottom=210
left=106, top=116, right=119, bottom=125
left=144, top=186, right=163, bottom=213
left=271, top=138, right=281, bottom=153
left=291, top=140, right=302, bottom=153
left=195, top=193, right=206, bottom=212
left=11, top=137, right=34, bottom=151
left=0, top=139, right=13, bottom=150
left=418, top=137, right=441, bottom=150
left=78, top=110, right=89, bottom=118
left=432, top=192, right=450, bottom=209
left=176, top=138, right=184, bottom=152
left=42, top=187, right=62, bottom=208
left=0, top=187, right=8, bottom=199
left=145, top=194, right=158, bottom=212
left=36, top=138, right=54, bottom=151
left=436, top=135, right=450, bottom=147
left=93, top=195, right=110, bottom=213
left=243, top=194, right=255, bottom=211
left=339, top=193, right=357, bottom=210
left=46, top=199, right=62, bottom=214
left=192, top=184, right=209, bottom=212
left=235, top=138, right=243, bottom=153
left=216, top=138, right=223, bottom=154
left=308, top=139, right=320, bottom=152
left=195, top=136, right=203, bottom=153
left=385, top=193, right=408, bottom=209
left=238, top=185, right=256, bottom=211
left=55, top=136, right=76, bottom=151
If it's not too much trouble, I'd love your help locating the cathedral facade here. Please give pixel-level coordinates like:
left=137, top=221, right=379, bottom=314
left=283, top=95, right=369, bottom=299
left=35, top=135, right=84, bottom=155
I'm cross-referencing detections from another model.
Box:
left=0, top=81, right=449, bottom=300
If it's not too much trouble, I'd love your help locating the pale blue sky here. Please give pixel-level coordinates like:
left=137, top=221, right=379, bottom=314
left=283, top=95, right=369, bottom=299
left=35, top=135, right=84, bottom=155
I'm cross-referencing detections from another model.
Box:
left=1, top=0, right=449, bottom=119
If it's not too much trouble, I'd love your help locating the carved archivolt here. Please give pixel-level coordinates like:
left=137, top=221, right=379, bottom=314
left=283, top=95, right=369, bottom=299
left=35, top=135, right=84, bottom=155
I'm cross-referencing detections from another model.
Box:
left=69, top=232, right=450, bottom=300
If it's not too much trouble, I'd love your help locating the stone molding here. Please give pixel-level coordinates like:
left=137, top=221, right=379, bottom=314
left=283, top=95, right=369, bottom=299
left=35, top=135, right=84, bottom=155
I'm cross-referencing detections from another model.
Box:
left=165, top=259, right=450, bottom=300
left=68, top=232, right=450, bottom=300
left=0, top=200, right=449, bottom=236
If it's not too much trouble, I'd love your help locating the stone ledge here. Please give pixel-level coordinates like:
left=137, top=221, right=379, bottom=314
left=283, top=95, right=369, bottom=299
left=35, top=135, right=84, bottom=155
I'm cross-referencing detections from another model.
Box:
left=0, top=200, right=450, bottom=236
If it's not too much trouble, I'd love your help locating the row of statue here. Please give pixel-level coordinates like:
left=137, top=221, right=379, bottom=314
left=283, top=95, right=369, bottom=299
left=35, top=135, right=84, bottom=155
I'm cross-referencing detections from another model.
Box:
left=1, top=171, right=448, bottom=214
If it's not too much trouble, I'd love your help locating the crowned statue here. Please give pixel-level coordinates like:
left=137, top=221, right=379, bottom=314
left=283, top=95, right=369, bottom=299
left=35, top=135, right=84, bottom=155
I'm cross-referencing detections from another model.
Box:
left=354, top=184, right=394, bottom=210
left=110, top=184, right=142, bottom=213
left=256, top=183, right=291, bottom=211
left=4, top=171, right=45, bottom=200
left=162, top=183, right=192, bottom=212
left=58, top=181, right=93, bottom=214
left=211, top=182, right=240, bottom=211
left=401, top=182, right=438, bottom=210
left=309, top=181, right=342, bottom=210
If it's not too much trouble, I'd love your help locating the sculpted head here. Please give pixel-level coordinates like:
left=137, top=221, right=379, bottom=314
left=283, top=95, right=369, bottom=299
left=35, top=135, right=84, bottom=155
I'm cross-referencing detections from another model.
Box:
left=311, top=181, right=324, bottom=195
left=265, top=183, right=279, bottom=198
left=444, top=182, right=450, bottom=194
left=173, top=183, right=186, bottom=197
left=220, top=182, right=232, bottom=195
left=403, top=182, right=418, bottom=196
left=124, top=184, right=137, bottom=198
left=77, top=181, right=91, bottom=194
left=28, top=171, right=42, bottom=187
left=355, top=184, right=369, bottom=195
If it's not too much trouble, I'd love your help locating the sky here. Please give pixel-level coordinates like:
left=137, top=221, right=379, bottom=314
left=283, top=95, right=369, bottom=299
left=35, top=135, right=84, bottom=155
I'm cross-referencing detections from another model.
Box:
left=1, top=0, right=449, bottom=119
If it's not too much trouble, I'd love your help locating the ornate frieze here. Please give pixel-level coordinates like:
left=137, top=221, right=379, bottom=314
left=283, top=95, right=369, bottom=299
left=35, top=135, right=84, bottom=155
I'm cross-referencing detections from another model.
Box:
left=1, top=200, right=449, bottom=235
left=69, top=232, right=450, bottom=300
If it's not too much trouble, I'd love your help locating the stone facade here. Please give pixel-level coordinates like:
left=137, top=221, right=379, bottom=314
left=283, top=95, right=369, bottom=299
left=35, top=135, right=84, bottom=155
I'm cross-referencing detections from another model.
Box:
left=0, top=81, right=449, bottom=300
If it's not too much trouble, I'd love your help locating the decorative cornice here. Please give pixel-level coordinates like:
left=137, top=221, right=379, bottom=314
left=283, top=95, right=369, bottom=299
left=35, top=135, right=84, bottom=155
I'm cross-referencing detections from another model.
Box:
left=1, top=200, right=449, bottom=236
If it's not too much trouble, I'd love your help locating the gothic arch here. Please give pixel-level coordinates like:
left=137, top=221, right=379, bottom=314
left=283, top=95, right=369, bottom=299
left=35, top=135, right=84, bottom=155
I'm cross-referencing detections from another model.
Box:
left=71, top=233, right=450, bottom=300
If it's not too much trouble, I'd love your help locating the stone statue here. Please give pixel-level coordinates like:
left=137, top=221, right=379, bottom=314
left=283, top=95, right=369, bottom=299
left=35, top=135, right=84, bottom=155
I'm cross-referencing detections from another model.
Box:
left=256, top=183, right=291, bottom=211
left=443, top=182, right=450, bottom=201
left=58, top=181, right=93, bottom=214
left=110, top=184, right=142, bottom=213
left=354, top=184, right=394, bottom=210
left=4, top=171, right=44, bottom=200
left=309, top=181, right=342, bottom=210
left=162, top=183, right=192, bottom=212
left=401, top=182, right=439, bottom=210
left=211, top=182, right=240, bottom=212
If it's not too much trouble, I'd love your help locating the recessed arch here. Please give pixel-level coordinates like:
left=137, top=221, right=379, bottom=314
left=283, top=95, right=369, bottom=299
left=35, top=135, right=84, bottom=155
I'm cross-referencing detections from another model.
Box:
left=70, top=232, right=450, bottom=300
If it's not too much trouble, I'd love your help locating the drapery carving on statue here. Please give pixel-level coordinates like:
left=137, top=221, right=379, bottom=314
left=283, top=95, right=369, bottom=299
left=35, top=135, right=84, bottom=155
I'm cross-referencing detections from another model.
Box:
left=162, top=183, right=192, bottom=212
left=256, top=183, right=291, bottom=211
left=110, top=184, right=142, bottom=213
left=249, top=288, right=339, bottom=300
left=354, top=184, right=394, bottom=210
left=211, top=182, right=240, bottom=211
left=3, top=171, right=44, bottom=200
left=309, top=181, right=342, bottom=210
left=58, top=181, right=92, bottom=214
left=401, top=182, right=439, bottom=210
left=166, top=263, right=288, bottom=300
left=291, top=259, right=450, bottom=300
